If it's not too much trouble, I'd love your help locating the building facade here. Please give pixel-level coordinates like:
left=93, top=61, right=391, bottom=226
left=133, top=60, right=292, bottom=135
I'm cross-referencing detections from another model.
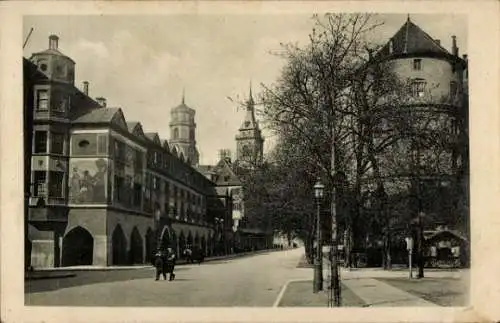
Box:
left=25, top=35, right=228, bottom=268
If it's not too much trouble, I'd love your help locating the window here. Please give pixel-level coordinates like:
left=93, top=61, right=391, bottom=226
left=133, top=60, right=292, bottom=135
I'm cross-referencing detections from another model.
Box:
left=133, top=183, right=142, bottom=207
left=413, top=59, right=422, bottom=71
left=49, top=171, right=64, bottom=197
left=36, top=90, right=49, bottom=111
left=54, top=95, right=68, bottom=112
left=115, top=176, right=125, bottom=202
left=51, top=133, right=65, bottom=154
left=173, top=128, right=179, bottom=139
left=40, top=63, right=48, bottom=71
left=411, top=79, right=426, bottom=97
left=189, top=129, right=195, bottom=140
left=97, top=135, right=107, bottom=154
left=33, top=171, right=47, bottom=197
left=34, top=131, right=47, bottom=153
left=449, top=81, right=458, bottom=98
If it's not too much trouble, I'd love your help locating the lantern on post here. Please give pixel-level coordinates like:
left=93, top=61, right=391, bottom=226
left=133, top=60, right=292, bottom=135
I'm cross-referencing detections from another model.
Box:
left=313, top=178, right=325, bottom=293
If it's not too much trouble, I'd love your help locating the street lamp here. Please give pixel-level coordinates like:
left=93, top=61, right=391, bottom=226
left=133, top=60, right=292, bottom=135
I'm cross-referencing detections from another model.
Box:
left=313, top=178, right=325, bottom=293
left=405, top=235, right=414, bottom=279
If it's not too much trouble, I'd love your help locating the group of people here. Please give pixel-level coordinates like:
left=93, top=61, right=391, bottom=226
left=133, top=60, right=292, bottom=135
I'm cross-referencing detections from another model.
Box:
left=153, top=245, right=207, bottom=281
left=153, top=247, right=176, bottom=281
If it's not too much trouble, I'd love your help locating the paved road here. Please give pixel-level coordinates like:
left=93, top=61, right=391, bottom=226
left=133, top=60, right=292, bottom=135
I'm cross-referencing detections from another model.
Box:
left=26, top=248, right=309, bottom=306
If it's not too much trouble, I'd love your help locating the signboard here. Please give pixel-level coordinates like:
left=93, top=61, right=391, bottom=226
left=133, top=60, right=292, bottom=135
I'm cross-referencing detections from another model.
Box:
left=405, top=237, right=414, bottom=251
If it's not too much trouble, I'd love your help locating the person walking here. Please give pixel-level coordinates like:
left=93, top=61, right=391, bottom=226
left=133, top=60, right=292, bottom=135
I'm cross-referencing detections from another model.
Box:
left=165, top=247, right=177, bottom=281
left=153, top=250, right=167, bottom=281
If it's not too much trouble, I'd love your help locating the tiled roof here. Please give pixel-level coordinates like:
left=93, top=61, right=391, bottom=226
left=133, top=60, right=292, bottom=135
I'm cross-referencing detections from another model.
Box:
left=375, top=18, right=451, bottom=59
left=72, top=107, right=121, bottom=124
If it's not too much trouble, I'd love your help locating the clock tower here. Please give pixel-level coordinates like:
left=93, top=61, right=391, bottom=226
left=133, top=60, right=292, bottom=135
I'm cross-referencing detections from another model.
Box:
left=235, top=85, right=264, bottom=167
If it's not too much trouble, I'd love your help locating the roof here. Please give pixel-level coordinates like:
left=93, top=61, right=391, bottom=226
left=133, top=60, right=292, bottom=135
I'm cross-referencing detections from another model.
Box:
left=31, top=48, right=76, bottom=63
left=127, top=121, right=140, bottom=132
left=374, top=17, right=453, bottom=60
left=425, top=229, right=468, bottom=242
left=72, top=107, right=121, bottom=124
left=197, top=165, right=216, bottom=175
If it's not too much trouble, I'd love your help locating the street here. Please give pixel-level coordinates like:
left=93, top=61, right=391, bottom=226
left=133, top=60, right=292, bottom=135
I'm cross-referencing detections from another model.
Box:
left=26, top=248, right=309, bottom=306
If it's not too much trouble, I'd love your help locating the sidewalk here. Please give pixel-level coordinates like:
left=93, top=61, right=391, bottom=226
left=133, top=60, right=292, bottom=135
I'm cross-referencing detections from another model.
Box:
left=278, top=255, right=460, bottom=307
left=340, top=277, right=438, bottom=307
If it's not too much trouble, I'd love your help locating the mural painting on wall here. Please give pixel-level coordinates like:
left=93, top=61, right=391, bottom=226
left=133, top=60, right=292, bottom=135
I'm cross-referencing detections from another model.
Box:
left=69, top=158, right=109, bottom=204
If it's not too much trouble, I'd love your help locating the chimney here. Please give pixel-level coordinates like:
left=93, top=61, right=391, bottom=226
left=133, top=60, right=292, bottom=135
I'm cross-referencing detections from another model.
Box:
left=435, top=39, right=441, bottom=45
left=49, top=35, right=59, bottom=50
left=95, top=97, right=107, bottom=107
left=83, top=81, right=89, bottom=95
left=452, top=35, right=458, bottom=56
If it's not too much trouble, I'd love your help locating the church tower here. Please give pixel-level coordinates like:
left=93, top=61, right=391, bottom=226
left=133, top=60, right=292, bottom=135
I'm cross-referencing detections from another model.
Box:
left=169, top=91, right=200, bottom=166
left=235, top=84, right=264, bottom=167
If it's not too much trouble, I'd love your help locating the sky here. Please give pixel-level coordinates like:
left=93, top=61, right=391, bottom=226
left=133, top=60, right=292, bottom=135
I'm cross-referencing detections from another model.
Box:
left=23, top=14, right=467, bottom=165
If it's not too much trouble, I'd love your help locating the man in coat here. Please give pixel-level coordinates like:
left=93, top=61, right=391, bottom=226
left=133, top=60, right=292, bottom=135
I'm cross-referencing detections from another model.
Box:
left=153, top=250, right=167, bottom=281
left=165, top=247, right=176, bottom=281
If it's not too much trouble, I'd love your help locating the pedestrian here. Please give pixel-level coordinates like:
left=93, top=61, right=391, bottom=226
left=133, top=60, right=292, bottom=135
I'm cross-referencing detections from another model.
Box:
left=165, top=247, right=177, bottom=281
left=153, top=250, right=167, bottom=281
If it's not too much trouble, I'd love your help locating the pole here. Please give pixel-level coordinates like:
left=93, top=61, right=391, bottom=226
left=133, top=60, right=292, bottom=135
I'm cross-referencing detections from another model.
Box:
left=329, top=137, right=341, bottom=307
left=408, top=249, right=413, bottom=279
left=313, top=198, right=323, bottom=293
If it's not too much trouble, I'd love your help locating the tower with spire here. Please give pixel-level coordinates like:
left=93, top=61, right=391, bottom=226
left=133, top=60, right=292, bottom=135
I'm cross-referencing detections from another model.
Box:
left=235, top=82, right=264, bottom=167
left=169, top=90, right=200, bottom=166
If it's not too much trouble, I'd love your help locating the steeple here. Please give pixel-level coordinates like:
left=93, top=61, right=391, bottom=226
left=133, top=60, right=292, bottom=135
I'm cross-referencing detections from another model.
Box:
left=182, top=88, right=185, bottom=105
left=235, top=82, right=264, bottom=166
left=248, top=80, right=254, bottom=108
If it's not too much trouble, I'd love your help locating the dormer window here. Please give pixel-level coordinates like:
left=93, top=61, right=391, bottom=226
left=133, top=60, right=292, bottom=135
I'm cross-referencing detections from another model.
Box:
left=245, top=121, right=250, bottom=127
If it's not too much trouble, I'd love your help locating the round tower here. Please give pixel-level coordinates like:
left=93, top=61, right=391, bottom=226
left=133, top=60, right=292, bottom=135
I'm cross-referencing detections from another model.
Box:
left=169, top=92, right=200, bottom=166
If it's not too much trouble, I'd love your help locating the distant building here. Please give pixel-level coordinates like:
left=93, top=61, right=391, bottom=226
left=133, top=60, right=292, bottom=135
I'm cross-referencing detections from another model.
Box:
left=25, top=35, right=230, bottom=268
left=197, top=87, right=272, bottom=252
left=168, top=92, right=200, bottom=167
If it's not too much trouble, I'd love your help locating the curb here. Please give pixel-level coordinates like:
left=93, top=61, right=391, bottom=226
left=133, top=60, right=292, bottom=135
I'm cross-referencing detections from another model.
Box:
left=25, top=273, right=76, bottom=281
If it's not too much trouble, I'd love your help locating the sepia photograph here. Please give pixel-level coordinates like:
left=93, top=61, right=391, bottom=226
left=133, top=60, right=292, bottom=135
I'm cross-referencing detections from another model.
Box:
left=22, top=12, right=471, bottom=308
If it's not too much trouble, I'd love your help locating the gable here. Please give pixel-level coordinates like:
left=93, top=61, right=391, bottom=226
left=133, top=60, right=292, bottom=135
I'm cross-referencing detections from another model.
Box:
left=111, top=108, right=128, bottom=131
left=133, top=123, right=146, bottom=138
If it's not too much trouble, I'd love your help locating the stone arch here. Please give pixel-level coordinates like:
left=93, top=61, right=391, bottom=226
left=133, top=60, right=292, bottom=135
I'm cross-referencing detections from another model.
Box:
left=145, top=227, right=155, bottom=263
left=201, top=235, right=207, bottom=255
left=178, top=231, right=186, bottom=254
left=194, top=232, right=200, bottom=248
left=112, top=224, right=127, bottom=265
left=62, top=226, right=94, bottom=266
left=129, top=227, right=144, bottom=264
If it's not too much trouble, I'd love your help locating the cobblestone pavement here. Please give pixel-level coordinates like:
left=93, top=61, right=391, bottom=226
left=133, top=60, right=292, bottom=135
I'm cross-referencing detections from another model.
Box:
left=25, top=248, right=310, bottom=306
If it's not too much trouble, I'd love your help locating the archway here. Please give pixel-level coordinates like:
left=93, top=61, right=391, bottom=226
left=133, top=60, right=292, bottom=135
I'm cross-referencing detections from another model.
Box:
left=112, top=224, right=127, bottom=265
left=145, top=228, right=155, bottom=263
left=62, top=226, right=94, bottom=266
left=194, top=232, right=200, bottom=248
left=129, top=227, right=144, bottom=264
left=201, top=236, right=207, bottom=256
left=179, top=231, right=186, bottom=255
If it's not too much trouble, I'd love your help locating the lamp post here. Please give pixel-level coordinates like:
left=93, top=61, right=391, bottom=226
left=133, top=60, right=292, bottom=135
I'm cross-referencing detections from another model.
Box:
left=405, top=235, right=414, bottom=279
left=313, top=178, right=324, bottom=293
left=417, top=211, right=425, bottom=279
